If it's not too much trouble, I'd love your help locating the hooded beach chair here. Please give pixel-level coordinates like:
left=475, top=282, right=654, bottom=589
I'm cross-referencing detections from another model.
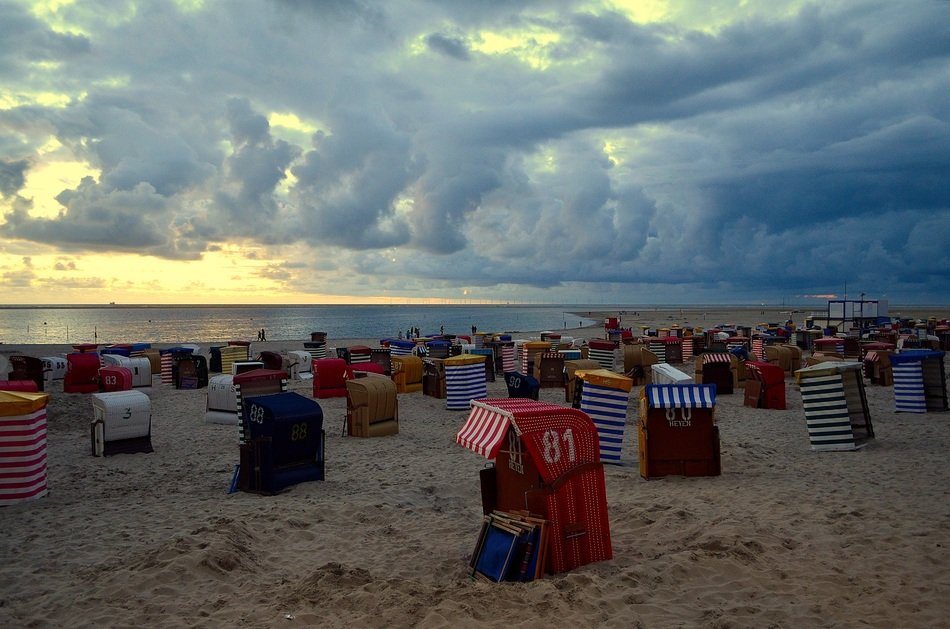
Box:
left=312, top=358, right=352, bottom=399
left=533, top=352, right=565, bottom=389
left=504, top=371, right=540, bottom=400
left=0, top=391, right=50, bottom=504
left=391, top=355, right=423, bottom=394
left=638, top=384, right=719, bottom=478
left=239, top=392, right=325, bottom=494
left=8, top=356, right=44, bottom=392
left=794, top=362, right=874, bottom=451
left=744, top=361, right=786, bottom=410
left=345, top=373, right=398, bottom=437
left=564, top=359, right=602, bottom=403
left=456, top=398, right=612, bottom=574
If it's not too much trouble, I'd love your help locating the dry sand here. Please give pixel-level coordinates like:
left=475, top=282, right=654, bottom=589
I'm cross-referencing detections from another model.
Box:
left=1, top=313, right=948, bottom=628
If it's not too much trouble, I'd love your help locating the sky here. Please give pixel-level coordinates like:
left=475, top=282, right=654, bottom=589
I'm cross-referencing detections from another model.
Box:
left=1, top=0, right=948, bottom=306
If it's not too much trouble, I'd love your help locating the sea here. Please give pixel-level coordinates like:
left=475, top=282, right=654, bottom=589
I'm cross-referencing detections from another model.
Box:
left=0, top=305, right=600, bottom=345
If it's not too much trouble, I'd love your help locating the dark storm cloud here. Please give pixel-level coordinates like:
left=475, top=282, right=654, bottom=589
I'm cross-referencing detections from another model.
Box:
left=0, top=158, right=29, bottom=197
left=0, top=0, right=947, bottom=302
left=3, top=177, right=168, bottom=250
left=425, top=33, right=471, bottom=60
left=290, top=103, right=415, bottom=250
left=213, top=98, right=301, bottom=239
left=0, top=3, right=90, bottom=78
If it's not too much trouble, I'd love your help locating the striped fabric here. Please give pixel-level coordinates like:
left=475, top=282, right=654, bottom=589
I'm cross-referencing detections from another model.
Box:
left=726, top=339, right=748, bottom=354
left=387, top=341, right=414, bottom=357
left=349, top=349, right=372, bottom=364
left=501, top=345, right=516, bottom=373
left=303, top=341, right=328, bottom=360
left=645, top=384, right=717, bottom=408
left=752, top=338, right=765, bottom=361
left=0, top=393, right=49, bottom=505
left=445, top=360, right=487, bottom=411
left=682, top=338, right=694, bottom=363
left=579, top=382, right=630, bottom=464
left=702, top=353, right=732, bottom=364
left=455, top=402, right=511, bottom=458
left=798, top=373, right=860, bottom=450
left=588, top=345, right=619, bottom=371
left=160, top=353, right=173, bottom=385
left=648, top=340, right=666, bottom=364
left=892, top=360, right=926, bottom=413
left=219, top=345, right=249, bottom=374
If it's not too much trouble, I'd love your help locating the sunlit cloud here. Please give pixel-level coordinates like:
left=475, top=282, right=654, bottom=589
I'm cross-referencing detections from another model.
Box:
left=0, top=0, right=945, bottom=305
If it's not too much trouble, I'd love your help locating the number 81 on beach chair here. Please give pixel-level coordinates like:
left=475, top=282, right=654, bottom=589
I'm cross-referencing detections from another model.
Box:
left=456, top=398, right=612, bottom=574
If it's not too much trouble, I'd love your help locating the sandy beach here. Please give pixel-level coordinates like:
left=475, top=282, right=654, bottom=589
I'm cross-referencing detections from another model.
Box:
left=1, top=313, right=948, bottom=628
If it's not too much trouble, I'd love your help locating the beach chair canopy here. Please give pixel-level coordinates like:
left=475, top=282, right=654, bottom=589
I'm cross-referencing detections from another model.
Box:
left=456, top=398, right=599, bottom=484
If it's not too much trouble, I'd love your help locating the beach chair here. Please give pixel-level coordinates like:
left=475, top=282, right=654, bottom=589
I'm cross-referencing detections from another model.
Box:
left=890, top=351, right=948, bottom=413
left=0, top=391, right=50, bottom=504
left=533, top=352, right=565, bottom=389
left=90, top=390, right=153, bottom=456
left=695, top=352, right=737, bottom=394
left=174, top=354, right=209, bottom=389
left=504, top=371, right=539, bottom=400
left=795, top=362, right=874, bottom=450
left=99, top=366, right=133, bottom=392
left=639, top=384, right=719, bottom=478
left=370, top=348, right=392, bottom=376
left=564, top=359, right=602, bottom=403
left=64, top=352, right=101, bottom=394
left=744, top=361, right=786, bottom=410
left=345, top=373, right=398, bottom=437
left=574, top=369, right=634, bottom=464
left=622, top=346, right=658, bottom=386
left=423, top=358, right=446, bottom=399
left=238, top=392, right=325, bottom=494
left=391, top=355, right=423, bottom=394
left=8, top=356, right=44, bottom=392
left=457, top=399, right=612, bottom=574
left=863, top=349, right=893, bottom=386
left=256, top=351, right=285, bottom=373
left=444, top=355, right=488, bottom=411
left=312, top=358, right=352, bottom=399
left=285, top=350, right=314, bottom=380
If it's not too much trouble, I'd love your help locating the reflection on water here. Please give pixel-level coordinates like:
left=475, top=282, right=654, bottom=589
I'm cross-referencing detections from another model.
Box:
left=0, top=305, right=596, bottom=344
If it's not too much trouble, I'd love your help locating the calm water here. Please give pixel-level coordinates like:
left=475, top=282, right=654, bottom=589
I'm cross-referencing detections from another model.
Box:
left=0, top=305, right=598, bottom=345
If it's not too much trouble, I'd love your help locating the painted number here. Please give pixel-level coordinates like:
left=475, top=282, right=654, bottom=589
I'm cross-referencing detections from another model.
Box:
left=541, top=428, right=576, bottom=464
left=290, top=423, right=308, bottom=441
left=105, top=375, right=117, bottom=386
left=248, top=404, right=265, bottom=424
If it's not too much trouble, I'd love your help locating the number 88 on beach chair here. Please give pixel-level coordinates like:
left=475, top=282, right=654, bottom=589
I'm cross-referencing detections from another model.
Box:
left=239, top=391, right=325, bottom=494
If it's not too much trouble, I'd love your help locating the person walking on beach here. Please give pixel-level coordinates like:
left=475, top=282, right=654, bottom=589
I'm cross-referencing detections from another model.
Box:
left=260, top=328, right=266, bottom=342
